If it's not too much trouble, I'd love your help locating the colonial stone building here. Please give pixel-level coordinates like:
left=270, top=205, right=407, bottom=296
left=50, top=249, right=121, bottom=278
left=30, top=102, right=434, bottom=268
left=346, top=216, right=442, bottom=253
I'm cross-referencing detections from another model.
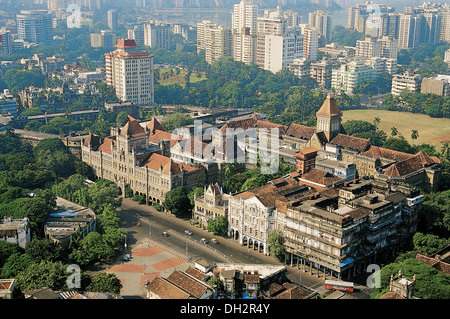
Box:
left=81, top=115, right=208, bottom=205
left=194, top=183, right=229, bottom=228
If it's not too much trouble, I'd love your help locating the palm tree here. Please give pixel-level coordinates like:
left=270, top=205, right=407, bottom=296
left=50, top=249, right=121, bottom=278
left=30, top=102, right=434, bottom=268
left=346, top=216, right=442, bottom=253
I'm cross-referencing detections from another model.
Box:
left=441, top=142, right=450, bottom=160
left=373, top=117, right=381, bottom=130
left=391, top=127, right=398, bottom=137
left=411, top=130, right=419, bottom=144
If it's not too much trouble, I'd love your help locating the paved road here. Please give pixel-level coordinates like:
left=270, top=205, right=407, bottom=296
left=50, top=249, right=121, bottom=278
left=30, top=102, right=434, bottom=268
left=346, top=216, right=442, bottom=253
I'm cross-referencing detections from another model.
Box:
left=118, top=198, right=373, bottom=298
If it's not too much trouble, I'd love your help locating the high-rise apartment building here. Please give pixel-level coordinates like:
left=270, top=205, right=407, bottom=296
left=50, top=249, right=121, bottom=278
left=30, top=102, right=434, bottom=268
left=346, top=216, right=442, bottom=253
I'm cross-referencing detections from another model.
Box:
left=232, top=0, right=258, bottom=36
left=104, top=39, right=154, bottom=105
left=232, top=27, right=257, bottom=65
left=263, top=30, right=303, bottom=73
left=16, top=10, right=53, bottom=44
left=308, top=10, right=332, bottom=42
left=256, top=8, right=288, bottom=68
left=355, top=37, right=382, bottom=59
left=302, top=27, right=319, bottom=62
left=0, top=32, right=12, bottom=55
left=128, top=25, right=145, bottom=47
left=144, top=21, right=171, bottom=50
left=379, top=13, right=400, bottom=38
left=47, top=0, right=65, bottom=10
left=197, top=20, right=232, bottom=65
left=107, top=9, right=118, bottom=31
left=440, top=11, right=450, bottom=42
left=397, top=13, right=425, bottom=49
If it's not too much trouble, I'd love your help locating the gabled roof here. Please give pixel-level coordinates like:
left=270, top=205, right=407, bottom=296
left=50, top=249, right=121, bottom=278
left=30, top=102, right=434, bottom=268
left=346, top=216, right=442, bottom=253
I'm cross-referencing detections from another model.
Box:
left=98, top=137, right=116, bottom=154
left=256, top=119, right=288, bottom=135
left=330, top=133, right=370, bottom=153
left=147, top=276, right=190, bottom=299
left=142, top=153, right=203, bottom=175
left=219, top=114, right=261, bottom=133
left=120, top=115, right=146, bottom=138
left=284, top=123, right=316, bottom=140
left=83, top=133, right=102, bottom=149
left=167, top=270, right=209, bottom=299
left=147, top=117, right=165, bottom=134
left=299, top=168, right=343, bottom=188
left=383, top=150, right=440, bottom=177
left=316, top=95, right=342, bottom=117
left=360, top=145, right=415, bottom=162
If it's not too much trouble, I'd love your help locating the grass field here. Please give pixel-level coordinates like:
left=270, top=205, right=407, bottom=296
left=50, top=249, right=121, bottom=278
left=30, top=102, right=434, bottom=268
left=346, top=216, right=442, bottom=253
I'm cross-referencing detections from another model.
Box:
left=157, top=68, right=206, bottom=88
left=342, top=109, right=450, bottom=151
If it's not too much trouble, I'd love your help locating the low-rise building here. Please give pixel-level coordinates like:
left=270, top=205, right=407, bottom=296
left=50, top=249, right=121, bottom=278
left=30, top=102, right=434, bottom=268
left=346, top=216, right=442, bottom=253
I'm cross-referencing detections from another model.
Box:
left=194, top=183, right=229, bottom=228
left=44, top=197, right=97, bottom=248
left=0, top=279, right=15, bottom=299
left=421, top=75, right=450, bottom=96
left=283, top=178, right=423, bottom=281
left=391, top=72, right=422, bottom=96
left=0, top=89, right=18, bottom=116
left=0, top=217, right=31, bottom=249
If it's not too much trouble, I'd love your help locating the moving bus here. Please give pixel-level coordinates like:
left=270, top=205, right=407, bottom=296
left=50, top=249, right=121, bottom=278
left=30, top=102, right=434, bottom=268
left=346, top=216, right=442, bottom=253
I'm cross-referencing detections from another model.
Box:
left=324, top=280, right=354, bottom=292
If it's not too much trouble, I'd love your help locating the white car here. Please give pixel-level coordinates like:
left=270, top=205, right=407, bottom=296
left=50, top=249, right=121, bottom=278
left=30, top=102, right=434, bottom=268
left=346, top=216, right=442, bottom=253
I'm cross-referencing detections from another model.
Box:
left=185, top=230, right=193, bottom=236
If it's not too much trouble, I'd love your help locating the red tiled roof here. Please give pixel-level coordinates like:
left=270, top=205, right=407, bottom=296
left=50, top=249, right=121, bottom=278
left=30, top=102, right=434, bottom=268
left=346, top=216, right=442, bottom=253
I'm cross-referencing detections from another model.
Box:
left=167, top=270, right=209, bottom=299
left=147, top=276, right=190, bottom=299
left=219, top=114, right=261, bottom=133
left=256, top=120, right=288, bottom=134
left=83, top=133, right=101, bottom=149
left=148, top=129, right=180, bottom=147
left=115, top=39, right=138, bottom=49
left=299, top=168, right=343, bottom=188
left=284, top=123, right=316, bottom=140
left=360, top=145, right=415, bottom=162
left=147, top=117, right=165, bottom=134
left=383, top=151, right=440, bottom=177
left=120, top=116, right=146, bottom=138
left=142, top=153, right=203, bottom=175
left=330, top=133, right=370, bottom=153
left=98, top=137, right=116, bottom=154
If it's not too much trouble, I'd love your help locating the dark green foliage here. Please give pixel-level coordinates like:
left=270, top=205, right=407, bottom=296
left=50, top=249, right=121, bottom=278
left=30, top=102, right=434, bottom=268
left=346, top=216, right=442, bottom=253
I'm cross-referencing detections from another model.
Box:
left=371, top=258, right=450, bottom=299
left=207, top=216, right=228, bottom=235
left=164, top=186, right=191, bottom=216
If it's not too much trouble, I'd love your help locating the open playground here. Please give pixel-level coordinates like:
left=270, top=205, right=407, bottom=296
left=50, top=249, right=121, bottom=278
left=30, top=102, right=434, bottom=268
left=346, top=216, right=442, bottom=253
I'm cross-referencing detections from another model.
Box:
left=342, top=109, right=450, bottom=151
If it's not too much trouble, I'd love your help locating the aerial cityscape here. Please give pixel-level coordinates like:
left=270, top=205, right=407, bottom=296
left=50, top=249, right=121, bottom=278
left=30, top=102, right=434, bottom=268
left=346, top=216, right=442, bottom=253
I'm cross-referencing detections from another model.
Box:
left=0, top=0, right=449, bottom=307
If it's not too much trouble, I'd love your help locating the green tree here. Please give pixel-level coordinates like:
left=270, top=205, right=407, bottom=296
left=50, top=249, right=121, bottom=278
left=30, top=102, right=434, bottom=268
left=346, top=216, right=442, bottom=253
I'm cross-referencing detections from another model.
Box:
left=412, top=232, right=449, bottom=257
left=163, top=186, right=191, bottom=216
left=24, top=238, right=62, bottom=262
left=207, top=216, right=228, bottom=235
left=1, top=252, right=37, bottom=278
left=15, top=260, right=70, bottom=292
left=267, top=230, right=285, bottom=261
left=188, top=186, right=204, bottom=207
left=86, top=272, right=122, bottom=294
left=411, top=130, right=419, bottom=144
left=68, top=232, right=115, bottom=266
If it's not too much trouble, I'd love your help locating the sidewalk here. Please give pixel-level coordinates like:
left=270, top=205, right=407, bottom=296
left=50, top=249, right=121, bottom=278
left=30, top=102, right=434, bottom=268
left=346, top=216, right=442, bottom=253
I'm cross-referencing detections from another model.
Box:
left=106, top=238, right=190, bottom=299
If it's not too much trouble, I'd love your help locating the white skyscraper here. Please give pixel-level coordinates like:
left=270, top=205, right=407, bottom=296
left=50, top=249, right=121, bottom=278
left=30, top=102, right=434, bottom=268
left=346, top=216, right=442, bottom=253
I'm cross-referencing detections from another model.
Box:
left=302, top=27, right=319, bottom=62
left=104, top=39, right=154, bottom=105
left=232, top=0, right=258, bottom=36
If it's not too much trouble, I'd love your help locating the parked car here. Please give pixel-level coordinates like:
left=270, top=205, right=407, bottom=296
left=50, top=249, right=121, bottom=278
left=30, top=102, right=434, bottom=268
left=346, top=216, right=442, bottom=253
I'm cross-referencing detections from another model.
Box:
left=162, top=231, right=169, bottom=237
left=121, top=254, right=131, bottom=261
left=211, top=238, right=218, bottom=244
left=201, top=238, right=208, bottom=244
left=185, top=230, right=193, bottom=236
